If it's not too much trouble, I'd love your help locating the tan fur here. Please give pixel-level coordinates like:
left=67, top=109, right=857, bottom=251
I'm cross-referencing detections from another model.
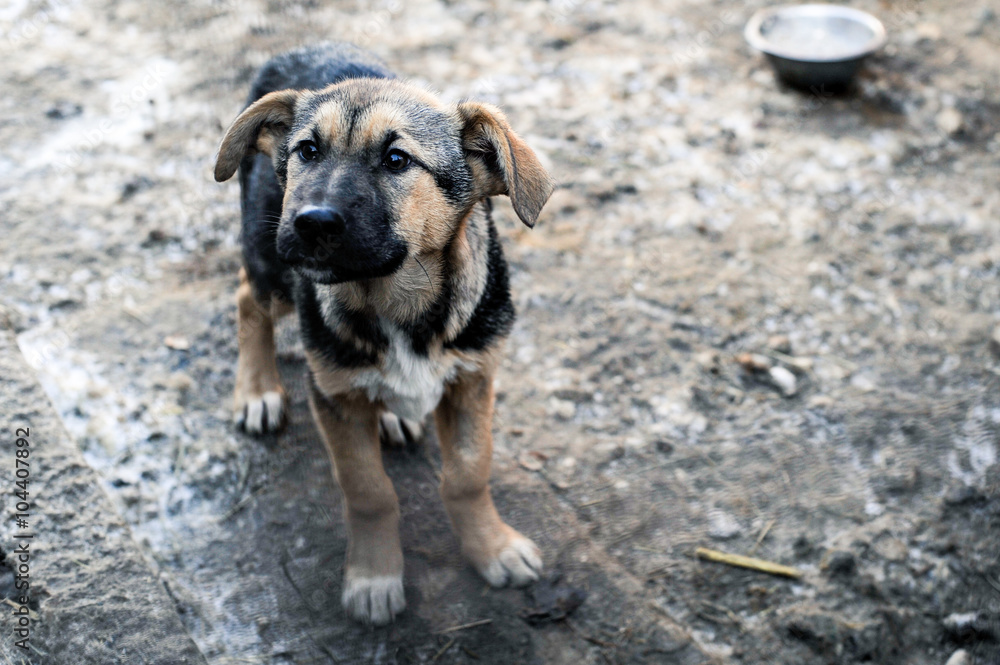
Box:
left=308, top=386, right=404, bottom=617
left=304, top=349, right=362, bottom=397
left=397, top=171, right=457, bottom=253
left=234, top=267, right=291, bottom=431
left=435, top=353, right=541, bottom=584
left=456, top=102, right=554, bottom=227
left=215, top=90, right=300, bottom=182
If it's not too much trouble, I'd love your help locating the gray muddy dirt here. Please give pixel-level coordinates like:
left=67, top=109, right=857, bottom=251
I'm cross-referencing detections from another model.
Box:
left=1, top=0, right=999, bottom=663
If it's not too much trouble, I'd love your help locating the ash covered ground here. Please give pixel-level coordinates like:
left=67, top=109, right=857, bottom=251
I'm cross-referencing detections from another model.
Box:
left=1, top=0, right=999, bottom=663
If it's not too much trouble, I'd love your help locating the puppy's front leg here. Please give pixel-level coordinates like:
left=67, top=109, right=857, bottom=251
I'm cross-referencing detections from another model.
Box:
left=234, top=267, right=290, bottom=434
left=308, top=383, right=405, bottom=626
left=435, top=365, right=542, bottom=587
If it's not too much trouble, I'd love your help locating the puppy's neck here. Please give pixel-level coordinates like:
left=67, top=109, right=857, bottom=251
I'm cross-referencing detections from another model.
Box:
left=332, top=253, right=446, bottom=323
left=326, top=201, right=491, bottom=329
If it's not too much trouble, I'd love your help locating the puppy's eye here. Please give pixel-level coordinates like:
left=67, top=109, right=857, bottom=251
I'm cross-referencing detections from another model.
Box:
left=298, top=141, right=319, bottom=162
left=383, top=148, right=410, bottom=172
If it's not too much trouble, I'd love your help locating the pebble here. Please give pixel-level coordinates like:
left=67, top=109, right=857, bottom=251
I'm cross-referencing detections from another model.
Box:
left=850, top=374, right=877, bottom=393
left=874, top=537, right=908, bottom=562
left=736, top=353, right=772, bottom=372
left=164, top=335, right=190, bottom=351
left=936, top=108, right=964, bottom=137
left=518, top=453, right=544, bottom=472
left=707, top=509, right=743, bottom=540
left=822, top=550, right=857, bottom=578
left=768, top=366, right=798, bottom=397
left=942, top=612, right=993, bottom=642
left=944, top=649, right=971, bottom=665
left=915, top=22, right=943, bottom=40
left=547, top=397, right=576, bottom=420
left=767, top=335, right=792, bottom=354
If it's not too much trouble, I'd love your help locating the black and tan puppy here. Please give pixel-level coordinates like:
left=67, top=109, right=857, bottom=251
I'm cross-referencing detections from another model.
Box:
left=214, top=43, right=553, bottom=625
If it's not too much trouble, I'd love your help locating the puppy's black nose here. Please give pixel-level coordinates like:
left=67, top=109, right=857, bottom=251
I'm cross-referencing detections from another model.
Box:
left=294, top=207, right=346, bottom=242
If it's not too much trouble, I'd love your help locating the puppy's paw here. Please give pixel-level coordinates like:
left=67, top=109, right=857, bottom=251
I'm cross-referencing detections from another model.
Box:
left=234, top=389, right=286, bottom=435
left=475, top=529, right=543, bottom=588
left=378, top=412, right=423, bottom=447
left=342, top=573, right=406, bottom=626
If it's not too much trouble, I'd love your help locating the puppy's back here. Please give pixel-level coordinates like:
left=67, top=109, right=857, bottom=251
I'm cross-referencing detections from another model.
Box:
left=246, top=42, right=395, bottom=106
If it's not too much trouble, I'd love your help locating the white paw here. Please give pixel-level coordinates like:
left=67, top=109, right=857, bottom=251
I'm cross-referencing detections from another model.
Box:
left=342, top=574, right=406, bottom=626
left=378, top=412, right=423, bottom=446
left=478, top=534, right=543, bottom=588
left=235, top=390, right=285, bottom=434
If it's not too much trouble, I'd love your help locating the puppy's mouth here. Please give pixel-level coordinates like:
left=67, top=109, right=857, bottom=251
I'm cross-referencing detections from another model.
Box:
left=276, top=236, right=408, bottom=284
left=295, top=265, right=340, bottom=284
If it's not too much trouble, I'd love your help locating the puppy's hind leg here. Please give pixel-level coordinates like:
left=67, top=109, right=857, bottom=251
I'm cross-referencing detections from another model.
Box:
left=234, top=266, right=291, bottom=434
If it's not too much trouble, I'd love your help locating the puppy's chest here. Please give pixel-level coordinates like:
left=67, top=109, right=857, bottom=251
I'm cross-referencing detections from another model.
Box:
left=351, top=324, right=469, bottom=421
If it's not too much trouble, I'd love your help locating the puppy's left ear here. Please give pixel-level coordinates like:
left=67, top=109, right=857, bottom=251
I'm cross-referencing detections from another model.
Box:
left=214, top=89, right=300, bottom=182
left=457, top=102, right=554, bottom=228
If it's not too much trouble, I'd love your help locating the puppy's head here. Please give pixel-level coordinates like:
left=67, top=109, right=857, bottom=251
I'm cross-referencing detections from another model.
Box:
left=215, top=79, right=553, bottom=284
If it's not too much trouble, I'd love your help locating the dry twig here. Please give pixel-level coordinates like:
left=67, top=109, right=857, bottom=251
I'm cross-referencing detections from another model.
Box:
left=695, top=547, right=803, bottom=579
left=436, top=618, right=492, bottom=634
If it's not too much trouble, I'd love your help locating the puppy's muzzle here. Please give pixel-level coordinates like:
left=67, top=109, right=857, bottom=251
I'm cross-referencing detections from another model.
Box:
left=294, top=206, right=346, bottom=246
left=284, top=206, right=346, bottom=264
left=279, top=205, right=348, bottom=269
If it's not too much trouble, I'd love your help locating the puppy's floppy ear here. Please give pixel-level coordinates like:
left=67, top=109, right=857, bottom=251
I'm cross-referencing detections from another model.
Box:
left=214, top=89, right=300, bottom=182
left=456, top=101, right=554, bottom=228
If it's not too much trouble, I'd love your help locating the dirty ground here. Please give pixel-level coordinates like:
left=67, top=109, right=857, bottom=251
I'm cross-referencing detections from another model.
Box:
left=1, top=0, right=999, bottom=663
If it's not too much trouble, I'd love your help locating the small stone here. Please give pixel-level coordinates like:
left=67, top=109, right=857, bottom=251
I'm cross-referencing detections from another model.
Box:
left=45, top=101, right=83, bottom=120
left=936, top=108, right=964, bottom=137
left=736, top=352, right=772, bottom=372
left=164, top=335, right=190, bottom=351
left=655, top=439, right=675, bottom=455
left=695, top=350, right=719, bottom=367
left=768, top=366, right=797, bottom=396
left=807, top=395, right=834, bottom=409
left=945, top=485, right=985, bottom=506
left=783, top=610, right=840, bottom=653
left=943, top=612, right=994, bottom=643
left=850, top=373, right=877, bottom=393
left=793, top=535, right=814, bottom=559
left=165, top=372, right=194, bottom=393
left=874, top=537, right=908, bottom=562
left=822, top=550, right=857, bottom=579
left=518, top=453, right=544, bottom=472
left=783, top=356, right=814, bottom=373
left=767, top=335, right=792, bottom=354
left=944, top=649, right=971, bottom=665
left=547, top=397, right=576, bottom=420
left=707, top=509, right=742, bottom=540
left=989, top=325, right=1000, bottom=358
left=915, top=22, right=942, bottom=40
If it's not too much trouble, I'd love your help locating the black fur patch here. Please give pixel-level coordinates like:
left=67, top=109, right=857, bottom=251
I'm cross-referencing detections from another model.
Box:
left=431, top=162, right=473, bottom=207
left=445, top=211, right=515, bottom=352
left=296, top=279, right=383, bottom=368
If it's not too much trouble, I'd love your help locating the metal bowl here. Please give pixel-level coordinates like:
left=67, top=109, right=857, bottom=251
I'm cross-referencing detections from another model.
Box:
left=744, top=4, right=887, bottom=90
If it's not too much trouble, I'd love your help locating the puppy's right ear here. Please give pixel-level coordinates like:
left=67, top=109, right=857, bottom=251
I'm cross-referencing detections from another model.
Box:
left=214, top=89, right=300, bottom=182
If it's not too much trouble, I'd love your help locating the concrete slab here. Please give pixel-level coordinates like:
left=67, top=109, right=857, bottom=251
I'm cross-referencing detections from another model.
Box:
left=0, top=322, right=208, bottom=665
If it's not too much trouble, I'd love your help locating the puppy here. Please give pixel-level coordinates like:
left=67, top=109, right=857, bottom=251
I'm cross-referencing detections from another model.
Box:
left=214, top=43, right=553, bottom=625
